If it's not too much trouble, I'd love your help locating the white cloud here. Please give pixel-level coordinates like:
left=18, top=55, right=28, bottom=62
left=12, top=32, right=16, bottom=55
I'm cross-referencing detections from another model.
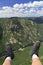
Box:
left=0, top=1, right=43, bottom=17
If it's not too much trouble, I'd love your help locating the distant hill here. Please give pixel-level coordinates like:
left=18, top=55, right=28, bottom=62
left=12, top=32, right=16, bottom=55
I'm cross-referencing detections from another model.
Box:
left=28, top=16, right=43, bottom=23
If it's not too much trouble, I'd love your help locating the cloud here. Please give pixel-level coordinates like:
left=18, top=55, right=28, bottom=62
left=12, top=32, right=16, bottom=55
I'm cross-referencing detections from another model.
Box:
left=0, top=1, right=43, bottom=17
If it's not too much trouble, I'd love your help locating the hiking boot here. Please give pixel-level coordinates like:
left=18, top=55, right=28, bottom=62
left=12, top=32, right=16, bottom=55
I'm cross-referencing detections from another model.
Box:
left=5, top=43, right=14, bottom=59
left=30, top=41, right=41, bottom=57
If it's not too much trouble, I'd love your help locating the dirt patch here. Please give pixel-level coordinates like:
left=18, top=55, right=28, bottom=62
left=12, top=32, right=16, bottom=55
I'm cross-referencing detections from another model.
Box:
left=18, top=48, right=25, bottom=51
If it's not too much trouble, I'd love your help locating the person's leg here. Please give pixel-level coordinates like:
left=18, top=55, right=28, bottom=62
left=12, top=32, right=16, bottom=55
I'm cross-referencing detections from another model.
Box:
left=3, top=57, right=11, bottom=65
left=32, top=54, right=42, bottom=65
left=30, top=41, right=42, bottom=65
left=2, top=43, right=14, bottom=65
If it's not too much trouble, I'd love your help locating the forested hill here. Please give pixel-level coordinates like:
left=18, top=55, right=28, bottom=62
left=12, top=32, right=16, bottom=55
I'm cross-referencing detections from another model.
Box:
left=0, top=17, right=41, bottom=45
left=28, top=16, right=43, bottom=23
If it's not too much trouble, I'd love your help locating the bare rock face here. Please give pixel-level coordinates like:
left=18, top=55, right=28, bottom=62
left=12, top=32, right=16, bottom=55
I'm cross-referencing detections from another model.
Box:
left=9, top=37, right=18, bottom=44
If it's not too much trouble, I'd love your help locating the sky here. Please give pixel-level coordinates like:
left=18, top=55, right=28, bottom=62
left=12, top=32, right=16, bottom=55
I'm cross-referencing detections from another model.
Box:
left=0, top=0, right=43, bottom=18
